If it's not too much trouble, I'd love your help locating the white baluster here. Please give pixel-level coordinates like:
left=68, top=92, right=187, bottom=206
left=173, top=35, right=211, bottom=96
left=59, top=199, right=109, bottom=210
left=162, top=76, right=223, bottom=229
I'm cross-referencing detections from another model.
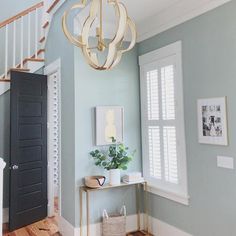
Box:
left=13, top=21, right=16, bottom=68
left=44, top=0, right=49, bottom=14
left=21, top=16, right=24, bottom=68
left=5, top=25, right=8, bottom=79
left=28, top=13, right=31, bottom=58
left=0, top=158, right=6, bottom=236
left=35, top=8, right=39, bottom=59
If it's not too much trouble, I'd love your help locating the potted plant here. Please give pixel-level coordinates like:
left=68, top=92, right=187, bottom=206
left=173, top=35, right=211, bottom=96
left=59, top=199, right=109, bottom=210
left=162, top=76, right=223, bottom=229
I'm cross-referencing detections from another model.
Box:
left=90, top=138, right=135, bottom=186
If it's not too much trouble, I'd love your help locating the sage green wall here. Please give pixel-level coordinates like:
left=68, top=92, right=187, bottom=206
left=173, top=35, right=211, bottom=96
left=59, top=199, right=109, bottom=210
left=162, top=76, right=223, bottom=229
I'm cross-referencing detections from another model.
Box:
left=45, top=0, right=78, bottom=225
left=138, top=1, right=236, bottom=236
left=0, top=0, right=39, bottom=22
left=45, top=0, right=141, bottom=227
left=74, top=46, right=141, bottom=226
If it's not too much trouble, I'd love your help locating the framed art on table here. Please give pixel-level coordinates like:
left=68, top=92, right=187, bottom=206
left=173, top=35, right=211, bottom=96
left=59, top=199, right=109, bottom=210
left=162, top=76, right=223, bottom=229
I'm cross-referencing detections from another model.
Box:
left=96, top=106, right=124, bottom=146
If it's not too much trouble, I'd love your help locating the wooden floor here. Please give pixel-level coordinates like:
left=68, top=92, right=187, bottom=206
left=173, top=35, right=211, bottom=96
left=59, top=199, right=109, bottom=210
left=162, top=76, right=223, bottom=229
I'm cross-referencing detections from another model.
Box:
left=127, top=231, right=153, bottom=236
left=3, top=199, right=60, bottom=236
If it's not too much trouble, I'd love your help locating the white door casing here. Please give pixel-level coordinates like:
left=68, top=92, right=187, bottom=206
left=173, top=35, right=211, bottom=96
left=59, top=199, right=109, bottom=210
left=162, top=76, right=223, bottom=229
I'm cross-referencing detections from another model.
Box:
left=44, top=59, right=62, bottom=217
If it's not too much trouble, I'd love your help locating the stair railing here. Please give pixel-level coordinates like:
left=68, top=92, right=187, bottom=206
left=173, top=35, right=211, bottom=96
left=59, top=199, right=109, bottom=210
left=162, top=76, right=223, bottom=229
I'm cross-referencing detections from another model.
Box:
left=0, top=2, right=44, bottom=80
left=46, top=0, right=60, bottom=14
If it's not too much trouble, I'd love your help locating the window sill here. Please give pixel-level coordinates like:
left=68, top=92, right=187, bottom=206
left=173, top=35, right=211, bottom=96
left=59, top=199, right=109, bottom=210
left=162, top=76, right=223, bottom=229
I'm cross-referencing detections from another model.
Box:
left=147, top=185, right=190, bottom=206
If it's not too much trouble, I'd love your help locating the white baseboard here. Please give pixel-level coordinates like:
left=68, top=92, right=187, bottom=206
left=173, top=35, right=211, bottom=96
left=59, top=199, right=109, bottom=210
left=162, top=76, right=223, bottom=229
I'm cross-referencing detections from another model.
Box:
left=3, top=211, right=192, bottom=236
left=3, top=208, right=9, bottom=224
left=59, top=216, right=75, bottom=236
left=59, top=214, right=192, bottom=236
left=149, top=216, right=192, bottom=236
left=73, top=214, right=143, bottom=236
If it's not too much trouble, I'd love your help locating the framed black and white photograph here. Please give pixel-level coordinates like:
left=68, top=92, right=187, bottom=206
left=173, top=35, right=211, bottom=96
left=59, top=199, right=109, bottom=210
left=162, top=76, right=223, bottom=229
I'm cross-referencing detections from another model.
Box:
left=96, top=106, right=124, bottom=146
left=197, top=97, right=228, bottom=145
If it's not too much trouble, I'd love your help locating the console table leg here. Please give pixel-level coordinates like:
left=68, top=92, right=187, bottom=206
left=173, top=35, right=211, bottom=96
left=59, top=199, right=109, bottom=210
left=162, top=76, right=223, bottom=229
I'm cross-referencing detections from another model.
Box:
left=144, top=182, right=149, bottom=234
left=80, top=188, right=83, bottom=236
left=136, top=184, right=141, bottom=231
left=86, top=190, right=90, bottom=236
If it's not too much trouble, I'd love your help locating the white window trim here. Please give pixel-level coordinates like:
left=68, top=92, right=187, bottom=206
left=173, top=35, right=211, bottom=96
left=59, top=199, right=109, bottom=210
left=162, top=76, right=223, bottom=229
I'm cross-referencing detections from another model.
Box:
left=139, top=41, right=189, bottom=205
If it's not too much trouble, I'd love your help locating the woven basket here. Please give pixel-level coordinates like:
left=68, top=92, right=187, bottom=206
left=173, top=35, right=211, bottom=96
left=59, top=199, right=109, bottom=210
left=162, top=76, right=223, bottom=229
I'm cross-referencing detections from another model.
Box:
left=102, top=206, right=126, bottom=236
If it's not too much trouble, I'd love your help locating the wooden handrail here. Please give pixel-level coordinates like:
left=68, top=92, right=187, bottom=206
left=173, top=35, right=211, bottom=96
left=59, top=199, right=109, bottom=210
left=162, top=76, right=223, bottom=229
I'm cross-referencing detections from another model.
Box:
left=0, top=2, right=44, bottom=29
left=47, top=0, right=60, bottom=13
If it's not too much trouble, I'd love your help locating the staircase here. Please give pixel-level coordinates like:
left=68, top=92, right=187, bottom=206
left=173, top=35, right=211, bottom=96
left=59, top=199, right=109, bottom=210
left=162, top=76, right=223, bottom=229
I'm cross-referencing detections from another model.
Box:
left=0, top=0, right=64, bottom=95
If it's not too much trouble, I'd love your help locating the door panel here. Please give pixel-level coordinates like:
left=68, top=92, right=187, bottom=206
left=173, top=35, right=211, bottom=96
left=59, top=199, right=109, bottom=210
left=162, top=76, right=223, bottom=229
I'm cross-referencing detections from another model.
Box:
left=9, top=71, right=48, bottom=231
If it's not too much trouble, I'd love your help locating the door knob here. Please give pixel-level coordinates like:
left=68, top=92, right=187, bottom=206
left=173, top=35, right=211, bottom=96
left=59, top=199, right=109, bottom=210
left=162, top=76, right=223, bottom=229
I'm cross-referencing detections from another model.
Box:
left=10, top=165, right=19, bottom=170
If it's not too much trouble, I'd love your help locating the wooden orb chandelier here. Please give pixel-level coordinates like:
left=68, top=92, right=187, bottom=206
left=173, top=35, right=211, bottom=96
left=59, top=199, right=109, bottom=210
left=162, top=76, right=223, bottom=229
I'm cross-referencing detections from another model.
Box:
left=62, top=0, right=137, bottom=70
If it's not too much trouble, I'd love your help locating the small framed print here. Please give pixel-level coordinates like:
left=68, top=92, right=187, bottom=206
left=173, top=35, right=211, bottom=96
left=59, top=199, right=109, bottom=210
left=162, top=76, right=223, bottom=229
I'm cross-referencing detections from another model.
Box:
left=96, top=106, right=124, bottom=146
left=197, top=97, right=228, bottom=146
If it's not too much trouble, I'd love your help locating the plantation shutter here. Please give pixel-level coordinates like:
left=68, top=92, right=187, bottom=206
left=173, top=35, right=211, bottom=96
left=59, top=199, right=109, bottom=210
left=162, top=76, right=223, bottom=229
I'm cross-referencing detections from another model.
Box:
left=140, top=42, right=188, bottom=201
left=143, top=60, right=179, bottom=185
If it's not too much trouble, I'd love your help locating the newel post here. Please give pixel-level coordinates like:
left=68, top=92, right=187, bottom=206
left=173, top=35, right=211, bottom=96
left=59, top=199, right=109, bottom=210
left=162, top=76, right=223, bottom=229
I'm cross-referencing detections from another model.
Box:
left=0, top=158, right=6, bottom=236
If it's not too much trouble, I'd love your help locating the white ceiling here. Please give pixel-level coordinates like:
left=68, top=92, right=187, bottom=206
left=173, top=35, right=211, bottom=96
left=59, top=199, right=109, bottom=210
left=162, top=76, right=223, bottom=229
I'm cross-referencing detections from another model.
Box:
left=121, top=0, right=181, bottom=24
left=74, top=0, right=232, bottom=42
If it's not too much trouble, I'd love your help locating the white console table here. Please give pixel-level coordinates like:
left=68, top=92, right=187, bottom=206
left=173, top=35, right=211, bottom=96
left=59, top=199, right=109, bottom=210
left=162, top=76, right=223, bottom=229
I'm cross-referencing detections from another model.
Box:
left=0, top=158, right=6, bottom=236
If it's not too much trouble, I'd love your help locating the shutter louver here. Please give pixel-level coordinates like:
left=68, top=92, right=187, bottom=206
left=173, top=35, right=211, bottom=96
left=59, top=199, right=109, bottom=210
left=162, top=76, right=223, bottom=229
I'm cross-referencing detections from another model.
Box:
left=147, top=70, right=159, bottom=120
left=161, top=64, right=179, bottom=184
left=161, top=65, right=175, bottom=120
left=148, top=126, right=161, bottom=179
left=163, top=126, right=178, bottom=184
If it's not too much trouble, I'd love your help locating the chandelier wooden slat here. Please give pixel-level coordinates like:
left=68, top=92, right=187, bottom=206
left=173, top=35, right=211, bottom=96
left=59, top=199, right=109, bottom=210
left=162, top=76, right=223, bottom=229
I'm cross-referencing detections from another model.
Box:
left=62, top=0, right=137, bottom=70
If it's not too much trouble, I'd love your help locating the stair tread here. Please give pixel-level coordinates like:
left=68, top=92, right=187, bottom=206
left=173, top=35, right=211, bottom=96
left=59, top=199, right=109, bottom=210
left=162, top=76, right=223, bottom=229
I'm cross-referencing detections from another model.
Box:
left=0, top=79, right=10, bottom=82
left=5, top=68, right=30, bottom=75
left=3, top=53, right=45, bottom=78
left=38, top=49, right=45, bottom=54
left=9, top=68, right=30, bottom=71
left=25, top=58, right=45, bottom=62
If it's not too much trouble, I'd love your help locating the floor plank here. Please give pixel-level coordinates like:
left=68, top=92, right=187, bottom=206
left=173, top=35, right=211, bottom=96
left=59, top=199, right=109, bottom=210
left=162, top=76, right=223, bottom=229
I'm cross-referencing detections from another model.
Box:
left=3, top=199, right=60, bottom=236
left=3, top=216, right=59, bottom=236
left=127, top=231, right=153, bottom=236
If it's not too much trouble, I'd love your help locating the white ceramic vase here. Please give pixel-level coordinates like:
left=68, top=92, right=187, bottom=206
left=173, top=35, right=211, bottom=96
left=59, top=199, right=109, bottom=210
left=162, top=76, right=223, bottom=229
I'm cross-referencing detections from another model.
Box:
left=109, top=169, right=121, bottom=186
